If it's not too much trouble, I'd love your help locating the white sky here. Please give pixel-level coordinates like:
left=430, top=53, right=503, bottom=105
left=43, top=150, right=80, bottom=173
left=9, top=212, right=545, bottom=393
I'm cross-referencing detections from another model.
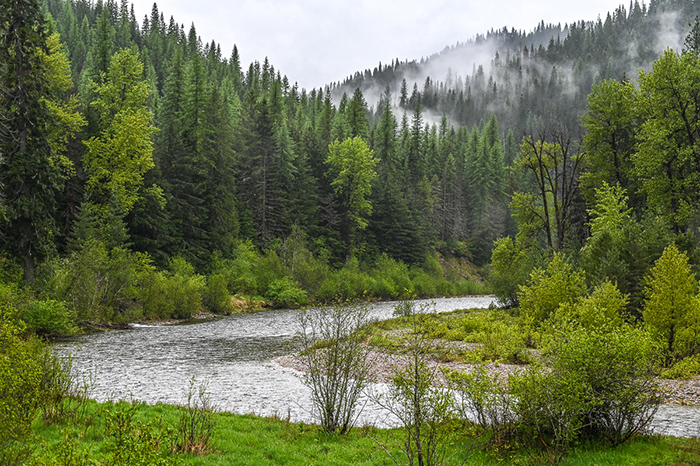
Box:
left=128, top=0, right=628, bottom=90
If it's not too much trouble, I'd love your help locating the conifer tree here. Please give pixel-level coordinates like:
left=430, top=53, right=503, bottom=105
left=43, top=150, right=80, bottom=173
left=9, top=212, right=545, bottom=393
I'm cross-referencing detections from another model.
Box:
left=0, top=1, right=84, bottom=281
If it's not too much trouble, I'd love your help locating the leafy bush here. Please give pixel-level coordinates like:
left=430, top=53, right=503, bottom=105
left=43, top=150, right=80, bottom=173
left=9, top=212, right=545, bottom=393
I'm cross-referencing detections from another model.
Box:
left=448, top=365, right=516, bottom=446
left=661, top=354, right=700, bottom=379
left=541, top=325, right=661, bottom=446
left=551, top=280, right=626, bottom=331
left=518, top=253, right=586, bottom=332
left=38, top=240, right=153, bottom=321
left=203, top=273, right=234, bottom=314
left=104, top=400, right=179, bottom=466
left=265, top=277, right=308, bottom=308
left=139, top=270, right=204, bottom=320
left=0, top=306, right=48, bottom=465
left=488, top=236, right=534, bottom=307
left=295, top=302, right=375, bottom=434
left=24, top=299, right=77, bottom=337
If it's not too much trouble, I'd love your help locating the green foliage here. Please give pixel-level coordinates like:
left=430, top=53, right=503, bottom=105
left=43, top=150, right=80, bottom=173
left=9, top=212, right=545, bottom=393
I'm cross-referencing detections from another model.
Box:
left=38, top=240, right=153, bottom=321
left=265, top=277, right=308, bottom=308
left=488, top=236, right=535, bottom=307
left=24, top=299, right=77, bottom=337
left=0, top=306, right=48, bottom=465
left=202, top=273, right=234, bottom=314
left=552, top=281, right=626, bottom=331
left=373, top=310, right=458, bottom=466
left=541, top=325, right=661, bottom=447
left=635, top=49, right=700, bottom=231
left=448, top=366, right=516, bottom=446
left=83, top=48, right=156, bottom=213
left=518, top=253, right=587, bottom=329
left=175, top=377, right=217, bottom=454
left=139, top=264, right=204, bottom=320
left=104, top=400, right=180, bottom=466
left=660, top=353, right=700, bottom=380
left=643, top=244, right=700, bottom=362
left=296, top=302, right=375, bottom=434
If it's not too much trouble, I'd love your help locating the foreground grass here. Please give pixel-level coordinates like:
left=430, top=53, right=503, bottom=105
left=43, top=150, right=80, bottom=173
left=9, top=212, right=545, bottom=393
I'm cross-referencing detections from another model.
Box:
left=29, top=400, right=700, bottom=466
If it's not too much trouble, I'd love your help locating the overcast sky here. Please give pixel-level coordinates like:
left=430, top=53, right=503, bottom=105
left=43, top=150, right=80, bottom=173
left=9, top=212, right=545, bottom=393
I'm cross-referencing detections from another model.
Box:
left=128, top=0, right=626, bottom=90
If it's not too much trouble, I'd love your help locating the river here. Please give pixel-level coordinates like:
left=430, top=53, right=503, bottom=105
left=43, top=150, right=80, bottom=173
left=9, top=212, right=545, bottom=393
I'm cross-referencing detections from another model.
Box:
left=55, top=296, right=700, bottom=438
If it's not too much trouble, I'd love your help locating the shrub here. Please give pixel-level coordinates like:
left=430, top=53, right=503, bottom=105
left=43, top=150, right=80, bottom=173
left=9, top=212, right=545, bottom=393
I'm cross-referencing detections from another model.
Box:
left=139, top=270, right=204, bottom=320
left=661, top=354, right=700, bottom=379
left=518, top=253, right=586, bottom=331
left=104, top=400, right=179, bottom=466
left=372, top=310, right=458, bottom=466
left=542, top=325, right=661, bottom=446
left=175, top=376, right=217, bottom=454
left=24, top=299, right=77, bottom=337
left=203, top=273, right=234, bottom=314
left=448, top=365, right=516, bottom=446
left=295, top=302, right=375, bottom=434
left=0, top=306, right=47, bottom=465
left=265, top=277, right=308, bottom=308
left=488, top=236, right=534, bottom=307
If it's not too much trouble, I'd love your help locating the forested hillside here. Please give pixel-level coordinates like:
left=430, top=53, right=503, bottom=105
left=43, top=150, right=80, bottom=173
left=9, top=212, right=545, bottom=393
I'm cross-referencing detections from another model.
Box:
left=3, top=0, right=700, bottom=327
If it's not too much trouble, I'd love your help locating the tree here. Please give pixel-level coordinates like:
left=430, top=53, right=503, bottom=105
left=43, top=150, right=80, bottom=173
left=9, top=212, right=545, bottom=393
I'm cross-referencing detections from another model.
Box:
left=516, top=129, right=585, bottom=252
left=0, top=2, right=84, bottom=282
left=634, top=49, right=700, bottom=233
left=325, top=137, right=379, bottom=260
left=581, top=79, right=639, bottom=202
left=83, top=48, right=156, bottom=215
left=643, top=244, right=699, bottom=363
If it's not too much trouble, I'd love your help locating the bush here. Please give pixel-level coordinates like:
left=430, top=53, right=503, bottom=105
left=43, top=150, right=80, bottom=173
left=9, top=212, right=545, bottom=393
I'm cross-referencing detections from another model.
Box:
left=541, top=325, right=661, bottom=447
left=139, top=270, right=204, bottom=320
left=0, top=306, right=47, bottom=465
left=175, top=376, right=217, bottom=454
left=448, top=365, right=516, bottom=446
left=104, top=400, right=179, bottom=466
left=372, top=310, right=457, bottom=466
left=265, top=277, right=308, bottom=308
left=661, top=354, right=700, bottom=379
left=203, top=273, right=234, bottom=314
left=38, top=240, right=153, bottom=321
left=488, top=237, right=535, bottom=307
left=24, top=299, right=77, bottom=337
left=295, top=302, right=375, bottom=434
left=518, top=253, right=586, bottom=332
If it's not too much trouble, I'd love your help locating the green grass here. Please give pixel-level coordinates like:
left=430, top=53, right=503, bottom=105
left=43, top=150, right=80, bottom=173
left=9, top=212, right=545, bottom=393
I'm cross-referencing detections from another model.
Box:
left=27, top=400, right=700, bottom=466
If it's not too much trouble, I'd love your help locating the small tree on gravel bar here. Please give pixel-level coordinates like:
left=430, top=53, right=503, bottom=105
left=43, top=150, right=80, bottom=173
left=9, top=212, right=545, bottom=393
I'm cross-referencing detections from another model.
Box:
left=295, top=302, right=375, bottom=434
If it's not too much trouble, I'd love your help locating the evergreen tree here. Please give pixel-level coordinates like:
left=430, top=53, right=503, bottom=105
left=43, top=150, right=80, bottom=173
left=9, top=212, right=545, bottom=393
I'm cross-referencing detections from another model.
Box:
left=0, top=3, right=85, bottom=281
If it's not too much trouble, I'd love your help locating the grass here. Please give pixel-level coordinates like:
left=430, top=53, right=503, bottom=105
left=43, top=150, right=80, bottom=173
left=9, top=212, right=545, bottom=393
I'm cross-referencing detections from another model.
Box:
left=27, top=400, right=700, bottom=466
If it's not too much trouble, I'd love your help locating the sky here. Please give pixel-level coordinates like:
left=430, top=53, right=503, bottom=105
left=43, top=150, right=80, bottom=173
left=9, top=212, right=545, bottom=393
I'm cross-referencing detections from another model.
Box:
left=128, top=0, right=628, bottom=90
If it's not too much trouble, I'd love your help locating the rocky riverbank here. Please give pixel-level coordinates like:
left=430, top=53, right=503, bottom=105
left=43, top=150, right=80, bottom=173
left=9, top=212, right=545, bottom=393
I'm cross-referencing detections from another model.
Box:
left=276, top=349, right=700, bottom=406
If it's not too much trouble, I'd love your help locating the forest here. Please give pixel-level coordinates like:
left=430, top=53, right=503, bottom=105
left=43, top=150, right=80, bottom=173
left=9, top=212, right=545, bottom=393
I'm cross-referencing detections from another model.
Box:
left=0, top=0, right=700, bottom=337
left=6, top=0, right=700, bottom=464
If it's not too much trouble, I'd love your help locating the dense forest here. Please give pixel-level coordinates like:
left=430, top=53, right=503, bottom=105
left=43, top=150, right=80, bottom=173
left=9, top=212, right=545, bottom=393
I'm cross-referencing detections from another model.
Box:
left=3, top=0, right=700, bottom=330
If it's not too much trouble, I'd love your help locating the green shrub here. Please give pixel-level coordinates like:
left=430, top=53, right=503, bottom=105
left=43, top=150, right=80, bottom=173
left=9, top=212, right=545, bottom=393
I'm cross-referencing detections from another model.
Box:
left=104, top=400, right=179, bottom=466
left=203, top=273, right=234, bottom=314
left=660, top=353, right=700, bottom=380
left=139, top=270, right=204, bottom=320
left=24, top=299, right=77, bottom=337
left=265, top=278, right=308, bottom=308
left=518, top=253, right=586, bottom=330
left=0, top=306, right=47, bottom=465
left=488, top=236, right=534, bottom=307
left=541, top=325, right=661, bottom=446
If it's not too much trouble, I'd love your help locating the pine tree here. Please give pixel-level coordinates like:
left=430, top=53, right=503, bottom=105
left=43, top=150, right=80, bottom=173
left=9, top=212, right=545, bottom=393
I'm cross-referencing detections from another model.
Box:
left=0, top=1, right=84, bottom=281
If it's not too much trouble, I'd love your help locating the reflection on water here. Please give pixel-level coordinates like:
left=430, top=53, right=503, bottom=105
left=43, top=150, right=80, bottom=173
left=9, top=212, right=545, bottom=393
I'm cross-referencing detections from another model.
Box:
left=55, top=296, right=700, bottom=437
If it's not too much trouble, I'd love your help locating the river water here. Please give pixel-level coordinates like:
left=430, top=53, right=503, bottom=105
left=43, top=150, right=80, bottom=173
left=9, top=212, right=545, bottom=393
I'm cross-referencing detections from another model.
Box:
left=55, top=296, right=700, bottom=438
